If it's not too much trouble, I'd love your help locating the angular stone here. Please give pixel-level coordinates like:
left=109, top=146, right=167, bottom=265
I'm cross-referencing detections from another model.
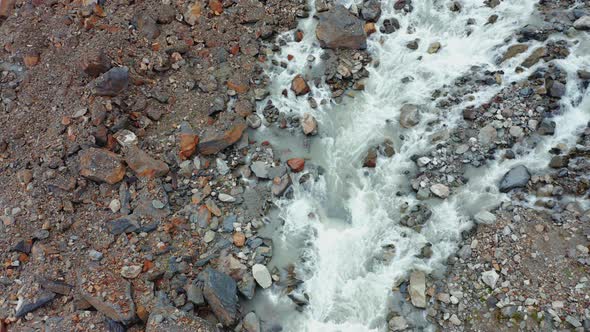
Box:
left=125, top=146, right=169, bottom=178
left=291, top=75, right=310, bottom=96
left=243, top=312, right=261, bottom=332
left=0, top=0, right=15, bottom=17
left=427, top=42, right=441, bottom=54
left=474, top=211, right=496, bottom=224
left=79, top=273, right=135, bottom=324
left=360, top=0, right=381, bottom=22
left=201, top=268, right=238, bottom=326
left=399, top=104, right=420, bottom=128
left=252, top=264, right=272, bottom=289
left=198, top=123, right=246, bottom=155
left=301, top=113, right=318, bottom=135
left=79, top=148, right=126, bottom=184
left=499, top=165, right=530, bottom=193
left=479, top=125, right=497, bottom=145
left=316, top=5, right=367, bottom=49
left=409, top=271, right=426, bottom=308
left=430, top=184, right=450, bottom=198
left=521, top=47, right=546, bottom=68
left=92, top=67, right=129, bottom=96
left=15, top=292, right=56, bottom=318
left=481, top=270, right=499, bottom=288
left=363, top=148, right=377, bottom=168
left=271, top=175, right=291, bottom=197
left=549, top=155, right=569, bottom=168
left=178, top=122, right=199, bottom=160
left=380, top=18, right=400, bottom=34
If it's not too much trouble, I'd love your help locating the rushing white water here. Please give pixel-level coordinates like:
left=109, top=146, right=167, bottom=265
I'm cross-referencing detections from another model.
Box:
left=253, top=0, right=590, bottom=331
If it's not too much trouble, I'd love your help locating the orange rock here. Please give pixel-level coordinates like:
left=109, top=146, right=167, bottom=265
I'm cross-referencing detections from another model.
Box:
left=291, top=75, right=310, bottom=96
left=81, top=51, right=111, bottom=78
left=227, top=76, right=249, bottom=94
left=23, top=51, right=40, bottom=68
left=287, top=158, right=305, bottom=172
left=198, top=122, right=246, bottom=155
left=233, top=232, right=246, bottom=247
left=179, top=133, right=199, bottom=160
left=0, top=0, right=15, bottom=17
left=209, top=0, right=223, bottom=14
left=125, top=146, right=169, bottom=178
left=184, top=2, right=202, bottom=25
left=364, top=22, right=376, bottom=35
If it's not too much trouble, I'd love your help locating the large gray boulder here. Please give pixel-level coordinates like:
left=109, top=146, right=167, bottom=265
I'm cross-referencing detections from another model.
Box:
left=201, top=268, right=238, bottom=326
left=316, top=5, right=367, bottom=49
left=499, top=165, right=530, bottom=193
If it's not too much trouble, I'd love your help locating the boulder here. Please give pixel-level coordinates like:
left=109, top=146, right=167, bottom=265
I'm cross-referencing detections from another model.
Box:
left=178, top=121, right=199, bottom=160
left=499, top=165, right=530, bottom=193
left=92, top=67, right=129, bottom=96
left=125, top=146, right=169, bottom=178
left=79, top=148, right=126, bottom=184
left=316, top=5, right=367, bottom=49
left=81, top=51, right=111, bottom=78
left=474, top=211, right=496, bottom=224
left=573, top=16, right=590, bottom=30
left=380, top=18, right=400, bottom=34
left=201, top=268, right=238, bottom=326
left=548, top=81, right=566, bottom=98
left=409, top=271, right=426, bottom=308
left=549, top=155, right=569, bottom=168
left=427, top=42, right=441, bottom=54
left=198, top=122, right=246, bottom=155
left=521, top=47, right=546, bottom=68
left=363, top=148, right=377, bottom=168
left=399, top=104, right=420, bottom=128
left=243, top=312, right=261, bottom=332
left=291, top=75, right=310, bottom=96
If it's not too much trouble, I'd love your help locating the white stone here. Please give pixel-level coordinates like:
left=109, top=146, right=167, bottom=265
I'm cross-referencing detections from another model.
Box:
left=430, top=183, right=450, bottom=198
left=218, top=193, right=236, bottom=203
left=252, top=264, right=272, bottom=289
left=474, top=211, right=496, bottom=224
left=481, top=270, right=499, bottom=289
left=574, top=16, right=590, bottom=30
left=409, top=271, right=426, bottom=308
left=388, top=316, right=408, bottom=331
left=449, top=314, right=461, bottom=325
left=120, top=265, right=141, bottom=279
left=109, top=199, right=121, bottom=213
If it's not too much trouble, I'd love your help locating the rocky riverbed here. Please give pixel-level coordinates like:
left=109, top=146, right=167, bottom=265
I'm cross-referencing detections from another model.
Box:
left=1, top=0, right=590, bottom=331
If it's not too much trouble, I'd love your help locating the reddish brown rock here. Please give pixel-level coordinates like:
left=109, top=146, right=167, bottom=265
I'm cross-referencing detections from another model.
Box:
left=23, top=51, right=40, bottom=68
left=363, top=148, right=377, bottom=168
left=79, top=148, right=126, bottom=184
left=233, top=232, right=246, bottom=247
left=125, top=146, right=169, bottom=178
left=184, top=2, right=202, bottom=25
left=301, top=113, right=318, bottom=135
left=291, top=75, right=310, bottom=96
left=227, top=75, right=249, bottom=94
left=179, top=133, right=199, bottom=160
left=365, top=22, right=377, bottom=35
left=287, top=158, right=305, bottom=172
left=81, top=51, right=111, bottom=78
left=209, top=0, right=223, bottom=14
left=198, top=122, right=246, bottom=155
left=0, top=0, right=15, bottom=17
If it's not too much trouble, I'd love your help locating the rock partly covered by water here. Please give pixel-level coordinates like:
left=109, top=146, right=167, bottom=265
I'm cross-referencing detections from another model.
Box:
left=409, top=271, right=426, bottom=308
left=316, top=5, right=367, bottom=49
left=499, top=165, right=531, bottom=193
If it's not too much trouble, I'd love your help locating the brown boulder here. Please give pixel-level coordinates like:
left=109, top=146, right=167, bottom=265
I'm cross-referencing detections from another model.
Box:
left=125, top=146, right=169, bottom=178
left=227, top=75, right=249, bottom=94
left=287, top=158, right=305, bottom=172
left=316, top=5, right=367, bottom=49
left=198, top=122, right=246, bottom=155
left=363, top=148, right=377, bottom=168
left=81, top=51, right=112, bottom=78
left=291, top=75, right=310, bottom=96
left=79, top=148, right=126, bottom=184
left=178, top=122, right=199, bottom=160
left=301, top=113, right=318, bottom=135
left=0, top=0, right=15, bottom=17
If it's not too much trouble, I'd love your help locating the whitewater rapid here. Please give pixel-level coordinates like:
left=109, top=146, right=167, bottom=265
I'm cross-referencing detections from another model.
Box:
left=253, top=0, right=590, bottom=331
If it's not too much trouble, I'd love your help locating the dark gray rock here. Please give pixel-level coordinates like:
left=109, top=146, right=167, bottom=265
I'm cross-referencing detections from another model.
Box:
left=201, top=268, right=238, bottom=326
left=15, top=292, right=56, bottom=318
left=360, top=0, right=381, bottom=22
left=499, top=165, right=530, bottom=193
left=380, top=18, right=400, bottom=34
left=316, top=5, right=367, bottom=49
left=537, top=118, right=556, bottom=135
left=548, top=81, right=566, bottom=98
left=92, top=67, right=129, bottom=96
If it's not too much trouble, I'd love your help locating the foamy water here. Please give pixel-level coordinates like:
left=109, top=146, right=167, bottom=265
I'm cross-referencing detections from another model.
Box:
left=253, top=0, right=590, bottom=331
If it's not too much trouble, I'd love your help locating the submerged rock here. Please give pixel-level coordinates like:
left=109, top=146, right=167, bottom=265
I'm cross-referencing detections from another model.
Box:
left=316, top=5, right=367, bottom=49
left=499, top=165, right=530, bottom=193
left=399, top=104, right=420, bottom=128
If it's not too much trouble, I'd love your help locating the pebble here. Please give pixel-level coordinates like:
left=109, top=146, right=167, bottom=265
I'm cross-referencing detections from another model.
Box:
left=109, top=199, right=121, bottom=213
left=218, top=193, right=236, bottom=203
left=120, top=265, right=142, bottom=279
left=88, top=250, right=103, bottom=261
